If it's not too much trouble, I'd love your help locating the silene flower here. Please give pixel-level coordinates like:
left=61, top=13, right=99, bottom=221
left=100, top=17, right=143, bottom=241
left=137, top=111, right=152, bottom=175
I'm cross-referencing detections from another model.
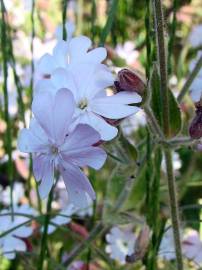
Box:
left=0, top=204, right=35, bottom=260
left=35, top=64, right=142, bottom=141
left=105, top=227, right=136, bottom=265
left=36, top=22, right=106, bottom=80
left=18, top=89, right=107, bottom=205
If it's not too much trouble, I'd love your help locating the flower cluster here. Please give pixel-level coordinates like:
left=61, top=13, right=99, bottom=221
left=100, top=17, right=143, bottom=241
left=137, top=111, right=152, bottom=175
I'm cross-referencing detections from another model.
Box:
left=17, top=22, right=142, bottom=207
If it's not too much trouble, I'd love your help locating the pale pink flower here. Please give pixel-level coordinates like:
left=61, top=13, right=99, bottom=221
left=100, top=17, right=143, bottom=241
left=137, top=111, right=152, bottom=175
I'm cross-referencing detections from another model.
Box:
left=17, top=89, right=107, bottom=206
left=35, top=64, right=142, bottom=140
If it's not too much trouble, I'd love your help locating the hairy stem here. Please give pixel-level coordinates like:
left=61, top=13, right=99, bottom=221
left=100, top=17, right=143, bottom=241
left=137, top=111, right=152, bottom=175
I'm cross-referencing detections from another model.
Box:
left=152, top=0, right=170, bottom=137
left=164, top=149, right=183, bottom=270
left=152, top=0, right=183, bottom=268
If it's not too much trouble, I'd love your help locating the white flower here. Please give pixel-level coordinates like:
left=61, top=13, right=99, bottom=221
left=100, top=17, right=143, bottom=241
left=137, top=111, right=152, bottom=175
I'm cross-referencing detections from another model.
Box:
left=0, top=183, right=24, bottom=206
left=35, top=64, right=141, bottom=141
left=0, top=204, right=35, bottom=260
left=159, top=226, right=176, bottom=261
left=36, top=23, right=106, bottom=79
left=18, top=89, right=107, bottom=206
left=47, top=204, right=75, bottom=234
left=121, top=110, right=146, bottom=136
left=188, top=24, right=202, bottom=48
left=105, top=227, right=136, bottom=265
left=183, top=229, right=202, bottom=266
left=115, top=41, right=139, bottom=65
left=161, top=152, right=181, bottom=174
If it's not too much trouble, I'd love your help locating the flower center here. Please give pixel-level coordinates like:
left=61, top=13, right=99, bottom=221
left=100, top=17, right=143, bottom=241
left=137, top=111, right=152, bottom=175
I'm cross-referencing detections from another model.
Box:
left=78, top=98, right=88, bottom=110
left=51, top=145, right=58, bottom=155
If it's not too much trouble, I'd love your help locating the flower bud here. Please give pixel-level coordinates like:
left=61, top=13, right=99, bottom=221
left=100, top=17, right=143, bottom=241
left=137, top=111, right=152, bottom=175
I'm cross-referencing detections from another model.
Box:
left=189, top=104, right=202, bottom=139
left=114, top=68, right=146, bottom=97
left=126, top=225, right=150, bottom=263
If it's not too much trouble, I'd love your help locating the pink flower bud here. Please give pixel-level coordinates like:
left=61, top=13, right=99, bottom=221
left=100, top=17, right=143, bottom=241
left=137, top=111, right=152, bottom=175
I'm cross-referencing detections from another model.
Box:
left=189, top=104, right=202, bottom=139
left=114, top=68, right=146, bottom=96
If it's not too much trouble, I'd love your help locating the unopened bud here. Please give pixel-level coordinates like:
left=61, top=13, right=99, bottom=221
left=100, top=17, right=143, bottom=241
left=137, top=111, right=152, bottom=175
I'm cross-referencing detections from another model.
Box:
left=126, top=225, right=150, bottom=263
left=189, top=104, right=202, bottom=139
left=114, top=68, right=146, bottom=97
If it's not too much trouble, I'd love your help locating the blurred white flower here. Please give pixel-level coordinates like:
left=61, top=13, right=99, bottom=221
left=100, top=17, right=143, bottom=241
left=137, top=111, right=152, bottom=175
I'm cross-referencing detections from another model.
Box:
left=0, top=204, right=36, bottom=260
left=159, top=226, right=176, bottom=261
left=189, top=51, right=202, bottom=102
left=115, top=41, right=139, bottom=65
left=183, top=229, right=202, bottom=266
left=0, top=183, right=24, bottom=206
left=121, top=110, right=146, bottom=136
left=47, top=204, right=75, bottom=234
left=105, top=227, right=136, bottom=265
left=36, top=23, right=106, bottom=79
left=68, top=260, right=85, bottom=270
left=161, top=152, right=181, bottom=174
left=189, top=24, right=202, bottom=48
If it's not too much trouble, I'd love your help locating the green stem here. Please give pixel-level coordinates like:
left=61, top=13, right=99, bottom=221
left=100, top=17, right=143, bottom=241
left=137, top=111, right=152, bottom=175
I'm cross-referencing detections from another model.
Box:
left=145, top=0, right=151, bottom=78
left=38, top=189, right=53, bottom=270
left=3, top=3, right=26, bottom=125
left=144, top=106, right=165, bottom=139
left=30, top=0, right=35, bottom=102
left=62, top=0, right=68, bottom=40
left=0, top=0, right=14, bottom=217
left=168, top=0, right=178, bottom=74
left=152, top=0, right=170, bottom=137
left=99, top=0, right=118, bottom=46
left=177, top=55, right=202, bottom=103
left=91, top=0, right=96, bottom=44
left=164, top=149, right=183, bottom=270
left=152, top=0, right=183, bottom=268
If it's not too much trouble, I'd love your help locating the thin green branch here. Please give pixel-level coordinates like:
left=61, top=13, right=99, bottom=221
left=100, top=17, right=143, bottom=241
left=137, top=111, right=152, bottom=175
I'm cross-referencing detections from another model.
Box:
left=0, top=0, right=14, bottom=217
left=99, top=0, right=118, bottom=46
left=62, top=0, right=68, bottom=40
left=164, top=149, right=184, bottom=270
left=152, top=0, right=170, bottom=137
left=38, top=189, right=54, bottom=270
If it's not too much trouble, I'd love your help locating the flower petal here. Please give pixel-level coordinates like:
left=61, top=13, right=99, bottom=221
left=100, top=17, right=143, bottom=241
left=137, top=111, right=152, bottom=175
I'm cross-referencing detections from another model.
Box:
left=60, top=124, right=101, bottom=150
left=69, top=36, right=91, bottom=63
left=91, top=102, right=139, bottom=119
left=36, top=53, right=56, bottom=76
left=70, top=112, right=118, bottom=141
left=61, top=146, right=107, bottom=170
left=17, top=128, right=49, bottom=153
left=53, top=40, right=69, bottom=68
left=84, top=47, right=107, bottom=63
left=38, top=158, right=54, bottom=199
left=32, top=89, right=75, bottom=143
left=60, top=163, right=95, bottom=206
left=94, top=91, right=142, bottom=104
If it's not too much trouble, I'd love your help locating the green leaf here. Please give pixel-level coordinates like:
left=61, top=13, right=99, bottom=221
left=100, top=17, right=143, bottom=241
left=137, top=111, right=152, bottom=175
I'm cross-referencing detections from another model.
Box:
left=118, top=132, right=138, bottom=162
left=150, top=63, right=181, bottom=138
